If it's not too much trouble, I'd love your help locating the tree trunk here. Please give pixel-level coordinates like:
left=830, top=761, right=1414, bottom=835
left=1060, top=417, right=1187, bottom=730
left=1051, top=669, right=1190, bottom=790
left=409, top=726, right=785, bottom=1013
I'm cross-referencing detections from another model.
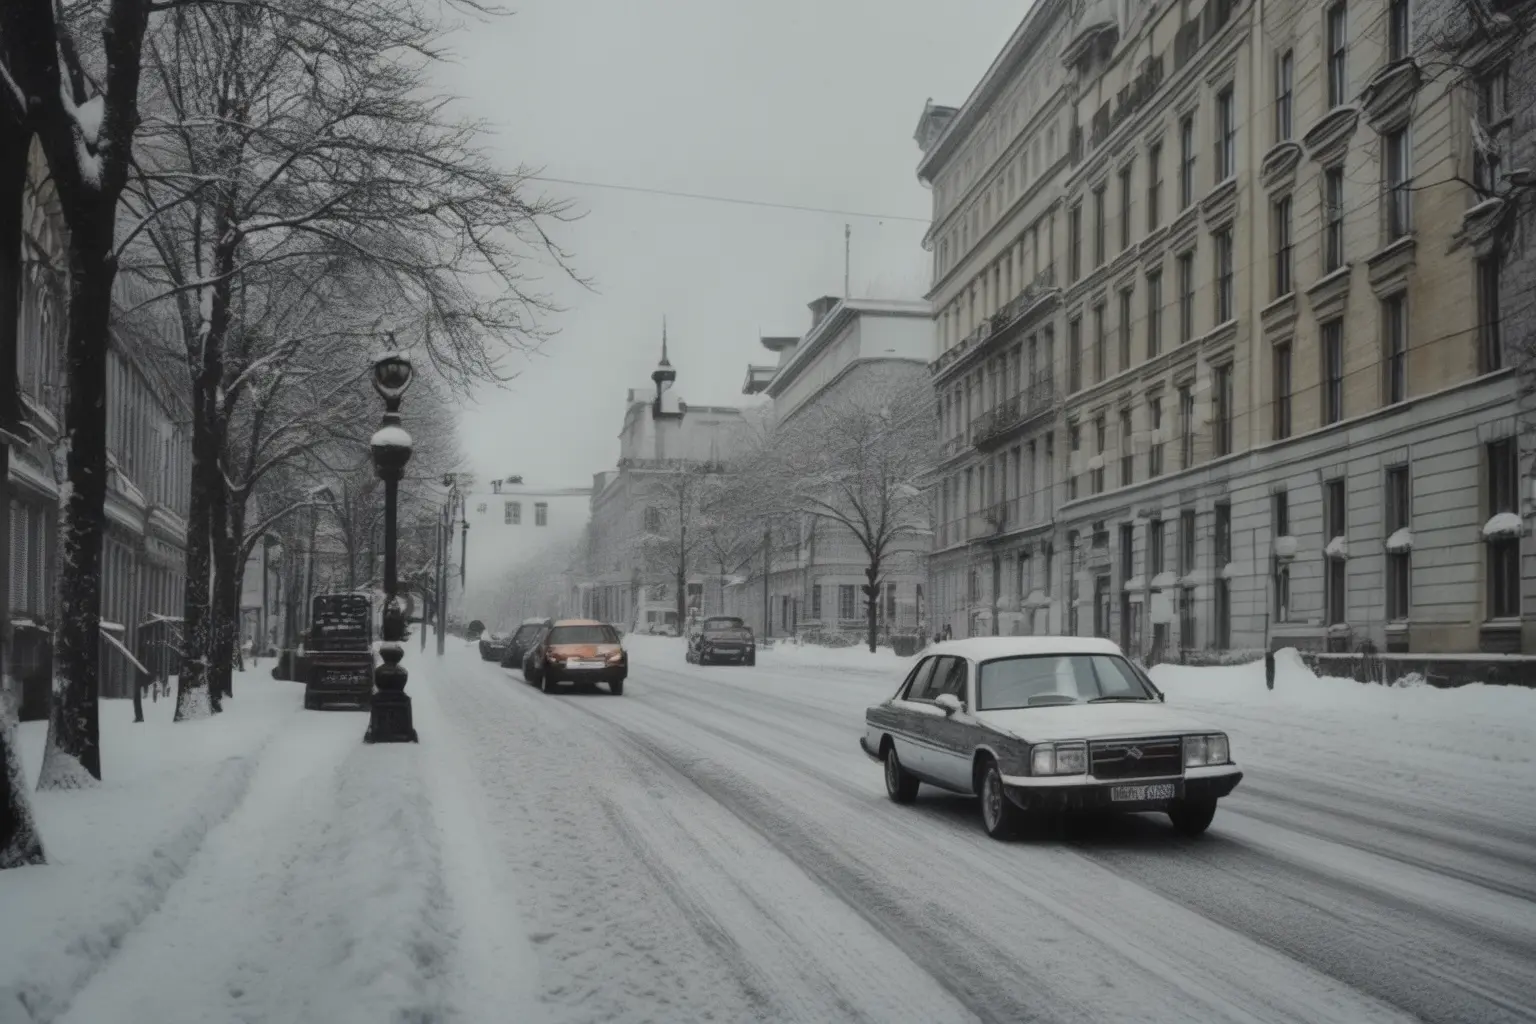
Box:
left=864, top=564, right=880, bottom=654
left=1, top=692, right=45, bottom=869
left=38, top=218, right=115, bottom=788
left=209, top=491, right=241, bottom=700
left=176, top=390, right=219, bottom=720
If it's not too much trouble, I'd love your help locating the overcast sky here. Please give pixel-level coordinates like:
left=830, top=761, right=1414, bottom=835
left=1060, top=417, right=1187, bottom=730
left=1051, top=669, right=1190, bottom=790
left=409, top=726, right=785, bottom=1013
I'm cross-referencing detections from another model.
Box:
left=437, top=0, right=1024, bottom=489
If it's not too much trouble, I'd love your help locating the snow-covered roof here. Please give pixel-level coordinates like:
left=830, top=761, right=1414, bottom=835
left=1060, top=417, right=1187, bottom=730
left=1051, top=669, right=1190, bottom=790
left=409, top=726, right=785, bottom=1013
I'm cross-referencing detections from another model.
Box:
left=927, top=635, right=1122, bottom=662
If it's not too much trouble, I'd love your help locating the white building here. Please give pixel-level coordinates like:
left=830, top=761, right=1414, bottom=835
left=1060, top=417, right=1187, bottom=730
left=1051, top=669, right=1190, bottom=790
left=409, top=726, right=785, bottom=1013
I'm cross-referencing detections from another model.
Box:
left=459, top=480, right=593, bottom=628
left=736, top=296, right=934, bottom=638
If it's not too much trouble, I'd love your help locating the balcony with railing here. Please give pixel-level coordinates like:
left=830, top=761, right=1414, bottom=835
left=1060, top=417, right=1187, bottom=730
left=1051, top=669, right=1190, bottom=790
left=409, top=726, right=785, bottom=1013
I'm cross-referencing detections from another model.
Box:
left=972, top=377, right=1060, bottom=450
left=930, top=267, right=1059, bottom=381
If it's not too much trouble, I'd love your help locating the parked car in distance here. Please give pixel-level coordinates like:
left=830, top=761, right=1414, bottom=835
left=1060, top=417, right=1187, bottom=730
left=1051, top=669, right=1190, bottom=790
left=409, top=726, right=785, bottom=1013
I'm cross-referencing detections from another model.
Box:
left=478, top=630, right=511, bottom=662
left=524, top=619, right=627, bottom=695
left=500, top=617, right=553, bottom=668
left=686, top=615, right=756, bottom=666
left=859, top=636, right=1241, bottom=839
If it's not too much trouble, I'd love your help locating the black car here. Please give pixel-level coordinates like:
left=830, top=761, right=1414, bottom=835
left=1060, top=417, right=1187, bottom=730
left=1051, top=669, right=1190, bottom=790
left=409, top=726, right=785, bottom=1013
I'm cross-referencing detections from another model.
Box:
left=499, top=618, right=553, bottom=668
left=686, top=616, right=756, bottom=666
left=478, top=631, right=510, bottom=661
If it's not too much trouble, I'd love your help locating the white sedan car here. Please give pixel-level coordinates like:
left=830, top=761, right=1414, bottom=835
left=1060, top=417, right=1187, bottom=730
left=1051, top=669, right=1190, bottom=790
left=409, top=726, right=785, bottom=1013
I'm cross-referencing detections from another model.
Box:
left=859, top=636, right=1242, bottom=839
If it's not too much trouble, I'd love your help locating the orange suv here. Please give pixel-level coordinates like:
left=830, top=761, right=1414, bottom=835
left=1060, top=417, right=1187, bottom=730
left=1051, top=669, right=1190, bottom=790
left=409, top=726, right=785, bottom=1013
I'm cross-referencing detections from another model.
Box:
left=525, top=619, right=628, bottom=696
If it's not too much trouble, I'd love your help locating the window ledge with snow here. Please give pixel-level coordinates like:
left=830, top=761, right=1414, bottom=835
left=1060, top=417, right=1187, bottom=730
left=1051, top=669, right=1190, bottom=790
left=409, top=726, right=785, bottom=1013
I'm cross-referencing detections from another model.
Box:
left=1273, top=535, right=1298, bottom=559
left=1385, top=528, right=1413, bottom=552
left=1482, top=512, right=1523, bottom=540
left=1123, top=574, right=1145, bottom=591
left=1149, top=571, right=1178, bottom=589
left=1324, top=535, right=1348, bottom=559
left=1220, top=562, right=1237, bottom=579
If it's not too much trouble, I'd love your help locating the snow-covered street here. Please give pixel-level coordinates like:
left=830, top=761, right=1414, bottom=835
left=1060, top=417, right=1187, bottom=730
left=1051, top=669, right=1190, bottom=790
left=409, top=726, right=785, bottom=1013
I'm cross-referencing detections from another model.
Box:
left=4, top=637, right=1535, bottom=1024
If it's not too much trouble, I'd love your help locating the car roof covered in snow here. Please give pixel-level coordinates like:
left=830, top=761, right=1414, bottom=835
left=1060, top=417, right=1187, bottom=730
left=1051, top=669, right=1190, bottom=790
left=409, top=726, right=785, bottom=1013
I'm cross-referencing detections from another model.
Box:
left=924, top=635, right=1123, bottom=662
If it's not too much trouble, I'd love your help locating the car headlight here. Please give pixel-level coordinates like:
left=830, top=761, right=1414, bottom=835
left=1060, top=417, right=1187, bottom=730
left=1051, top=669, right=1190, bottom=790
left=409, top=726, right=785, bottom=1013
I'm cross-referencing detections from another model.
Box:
left=1029, top=742, right=1086, bottom=776
left=606, top=650, right=624, bottom=663
left=1184, top=733, right=1229, bottom=767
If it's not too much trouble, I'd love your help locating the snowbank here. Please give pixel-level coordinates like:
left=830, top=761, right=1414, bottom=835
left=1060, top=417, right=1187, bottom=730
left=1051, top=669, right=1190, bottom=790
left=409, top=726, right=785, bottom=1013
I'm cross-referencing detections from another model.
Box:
left=1150, top=649, right=1536, bottom=822
left=2, top=674, right=298, bottom=1023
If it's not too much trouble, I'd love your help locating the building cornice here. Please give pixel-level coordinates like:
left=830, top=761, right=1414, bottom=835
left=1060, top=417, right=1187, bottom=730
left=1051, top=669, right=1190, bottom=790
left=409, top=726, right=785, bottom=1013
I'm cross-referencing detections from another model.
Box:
left=916, top=0, right=1071, bottom=184
left=763, top=299, right=929, bottom=399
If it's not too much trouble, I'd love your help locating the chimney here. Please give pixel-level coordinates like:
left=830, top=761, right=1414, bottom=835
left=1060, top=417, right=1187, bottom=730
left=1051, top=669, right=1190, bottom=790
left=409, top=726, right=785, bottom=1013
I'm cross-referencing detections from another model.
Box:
left=808, top=295, right=841, bottom=327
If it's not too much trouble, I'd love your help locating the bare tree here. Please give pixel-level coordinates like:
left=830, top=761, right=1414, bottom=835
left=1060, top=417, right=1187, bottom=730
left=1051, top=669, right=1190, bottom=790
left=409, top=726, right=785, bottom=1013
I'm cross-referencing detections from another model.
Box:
left=633, top=462, right=726, bottom=627
left=755, top=376, right=935, bottom=652
left=110, top=0, right=579, bottom=719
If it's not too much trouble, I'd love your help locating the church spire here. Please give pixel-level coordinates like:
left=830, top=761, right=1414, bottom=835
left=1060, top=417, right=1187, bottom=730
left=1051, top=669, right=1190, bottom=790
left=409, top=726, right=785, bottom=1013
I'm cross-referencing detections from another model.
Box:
left=652, top=316, right=676, bottom=387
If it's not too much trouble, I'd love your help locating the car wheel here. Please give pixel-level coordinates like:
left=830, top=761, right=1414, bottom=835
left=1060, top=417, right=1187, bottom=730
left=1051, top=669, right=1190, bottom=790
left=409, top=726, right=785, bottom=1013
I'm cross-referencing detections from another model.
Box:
left=303, top=694, right=317, bottom=711
left=609, top=679, right=624, bottom=696
left=883, top=744, right=920, bottom=804
left=541, top=671, right=558, bottom=694
left=979, top=759, right=1022, bottom=840
left=745, top=653, right=756, bottom=666
left=1167, top=797, right=1218, bottom=837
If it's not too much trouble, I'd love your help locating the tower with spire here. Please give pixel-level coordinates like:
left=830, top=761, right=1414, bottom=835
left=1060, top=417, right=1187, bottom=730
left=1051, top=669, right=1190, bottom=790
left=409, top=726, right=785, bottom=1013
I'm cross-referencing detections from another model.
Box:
left=651, top=316, right=681, bottom=419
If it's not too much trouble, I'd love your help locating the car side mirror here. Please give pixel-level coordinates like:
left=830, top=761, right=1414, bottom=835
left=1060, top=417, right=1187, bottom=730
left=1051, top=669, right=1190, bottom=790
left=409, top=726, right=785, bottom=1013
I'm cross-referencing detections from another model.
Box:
left=934, top=693, right=963, bottom=715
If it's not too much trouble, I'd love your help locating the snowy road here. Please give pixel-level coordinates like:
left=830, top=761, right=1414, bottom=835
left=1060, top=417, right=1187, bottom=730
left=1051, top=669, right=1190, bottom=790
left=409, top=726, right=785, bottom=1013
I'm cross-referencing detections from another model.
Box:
left=436, top=639, right=1536, bottom=1024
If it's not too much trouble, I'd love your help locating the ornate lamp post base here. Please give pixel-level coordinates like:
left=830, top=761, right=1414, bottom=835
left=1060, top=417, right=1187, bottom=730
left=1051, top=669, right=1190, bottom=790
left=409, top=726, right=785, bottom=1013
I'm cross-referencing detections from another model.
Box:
left=364, top=640, right=417, bottom=743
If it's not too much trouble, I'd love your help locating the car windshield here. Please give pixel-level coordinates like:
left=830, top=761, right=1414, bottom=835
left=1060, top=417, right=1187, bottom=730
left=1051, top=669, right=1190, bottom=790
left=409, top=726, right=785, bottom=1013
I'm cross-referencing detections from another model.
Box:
left=704, top=618, right=745, bottom=632
left=513, top=625, right=543, bottom=642
left=976, top=654, right=1155, bottom=711
left=548, top=625, right=618, bottom=645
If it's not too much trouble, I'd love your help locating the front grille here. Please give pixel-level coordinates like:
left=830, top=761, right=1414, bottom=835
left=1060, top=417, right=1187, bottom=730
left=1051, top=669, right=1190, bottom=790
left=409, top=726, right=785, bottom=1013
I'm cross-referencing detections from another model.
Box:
left=1089, top=738, right=1183, bottom=780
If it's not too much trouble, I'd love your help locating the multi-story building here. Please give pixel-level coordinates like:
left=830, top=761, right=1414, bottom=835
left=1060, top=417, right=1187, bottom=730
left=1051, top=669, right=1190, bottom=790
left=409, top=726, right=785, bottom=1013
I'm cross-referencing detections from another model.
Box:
left=7, top=139, right=191, bottom=716
left=460, top=480, right=593, bottom=627
left=920, top=0, right=1533, bottom=655
left=735, top=296, right=933, bottom=638
left=915, top=1, right=1077, bottom=641
left=575, top=334, right=753, bottom=631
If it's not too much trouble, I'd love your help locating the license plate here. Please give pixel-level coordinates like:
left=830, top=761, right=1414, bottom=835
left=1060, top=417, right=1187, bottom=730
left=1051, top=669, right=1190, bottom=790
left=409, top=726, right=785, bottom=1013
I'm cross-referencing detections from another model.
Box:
left=567, top=660, right=603, bottom=669
left=1110, top=783, right=1176, bottom=802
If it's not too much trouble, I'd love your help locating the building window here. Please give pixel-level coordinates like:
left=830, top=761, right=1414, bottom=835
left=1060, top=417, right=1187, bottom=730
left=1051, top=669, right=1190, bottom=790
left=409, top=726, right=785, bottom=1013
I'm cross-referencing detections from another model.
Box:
left=1273, top=195, right=1293, bottom=297
left=1118, top=163, right=1134, bottom=251
left=1093, top=303, right=1107, bottom=382
left=1149, top=518, right=1165, bottom=575
left=1146, top=269, right=1162, bottom=358
left=1214, top=229, right=1234, bottom=323
left=1488, top=439, right=1520, bottom=618
left=1148, top=397, right=1165, bottom=477
left=1213, top=364, right=1233, bottom=456
left=1388, top=0, right=1410, bottom=61
left=1093, top=185, right=1107, bottom=267
left=1276, top=50, right=1294, bottom=141
left=1214, top=85, right=1236, bottom=182
left=1179, top=384, right=1195, bottom=468
left=1147, top=140, right=1163, bottom=230
left=1383, top=127, right=1411, bottom=240
left=1178, top=251, right=1195, bottom=342
left=838, top=584, right=856, bottom=620
left=506, top=501, right=521, bottom=525
left=1325, top=478, right=1348, bottom=625
left=1093, top=416, right=1106, bottom=494
left=1179, top=509, right=1197, bottom=575
left=1383, top=293, right=1407, bottom=404
left=1385, top=465, right=1411, bottom=621
left=1068, top=423, right=1081, bottom=500
left=535, top=502, right=548, bottom=527
left=1274, top=342, right=1293, bottom=439
left=1215, top=503, right=1232, bottom=648
left=1327, top=1, right=1349, bottom=108
left=811, top=584, right=822, bottom=620
left=886, top=583, right=898, bottom=622
left=1119, top=409, right=1134, bottom=486
left=1474, top=67, right=1508, bottom=194
left=644, top=506, right=660, bottom=532
left=1118, top=287, right=1134, bottom=371
left=1068, top=317, right=1083, bottom=392
left=1324, top=166, right=1346, bottom=271
left=1179, top=114, right=1196, bottom=208
left=1069, top=202, right=1083, bottom=282
left=1272, top=490, right=1291, bottom=620
left=1478, top=256, right=1503, bottom=373
left=1043, top=542, right=1054, bottom=595
left=1322, top=320, right=1345, bottom=424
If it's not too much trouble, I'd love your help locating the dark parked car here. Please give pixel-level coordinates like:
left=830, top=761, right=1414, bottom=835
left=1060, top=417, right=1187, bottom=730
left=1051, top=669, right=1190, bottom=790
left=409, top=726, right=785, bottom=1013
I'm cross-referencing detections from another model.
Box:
left=500, top=618, right=554, bottom=668
left=686, top=616, right=756, bottom=666
left=304, top=594, right=374, bottom=710
left=478, top=630, right=511, bottom=662
left=525, top=619, right=627, bottom=695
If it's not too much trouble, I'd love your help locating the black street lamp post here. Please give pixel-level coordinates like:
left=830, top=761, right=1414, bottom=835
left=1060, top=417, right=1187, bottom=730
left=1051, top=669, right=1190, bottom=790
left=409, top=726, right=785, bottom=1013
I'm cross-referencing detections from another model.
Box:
left=364, top=347, right=418, bottom=744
